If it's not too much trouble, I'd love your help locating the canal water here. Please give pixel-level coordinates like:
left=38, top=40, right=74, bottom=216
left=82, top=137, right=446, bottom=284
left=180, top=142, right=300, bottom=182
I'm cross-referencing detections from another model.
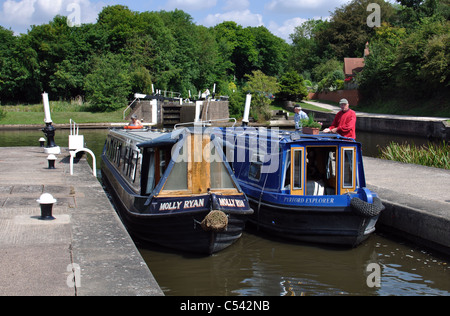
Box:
left=1, top=128, right=448, bottom=296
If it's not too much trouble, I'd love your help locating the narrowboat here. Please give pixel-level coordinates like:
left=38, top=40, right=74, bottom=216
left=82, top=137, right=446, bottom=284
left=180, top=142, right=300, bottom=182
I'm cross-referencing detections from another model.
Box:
left=101, top=127, right=253, bottom=255
left=217, top=127, right=384, bottom=247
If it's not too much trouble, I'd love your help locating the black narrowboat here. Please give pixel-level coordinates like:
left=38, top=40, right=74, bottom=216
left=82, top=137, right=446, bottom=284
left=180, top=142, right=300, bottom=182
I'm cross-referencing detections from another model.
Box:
left=101, top=127, right=253, bottom=255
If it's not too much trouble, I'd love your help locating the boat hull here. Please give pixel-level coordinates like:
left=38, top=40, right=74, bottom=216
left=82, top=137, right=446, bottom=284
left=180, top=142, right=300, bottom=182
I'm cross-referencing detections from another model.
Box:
left=117, top=207, right=247, bottom=255
left=247, top=197, right=379, bottom=247
left=101, top=161, right=249, bottom=255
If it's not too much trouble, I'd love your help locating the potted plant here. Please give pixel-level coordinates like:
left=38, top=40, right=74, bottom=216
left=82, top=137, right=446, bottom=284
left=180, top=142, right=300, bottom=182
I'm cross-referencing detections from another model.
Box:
left=301, top=113, right=323, bottom=135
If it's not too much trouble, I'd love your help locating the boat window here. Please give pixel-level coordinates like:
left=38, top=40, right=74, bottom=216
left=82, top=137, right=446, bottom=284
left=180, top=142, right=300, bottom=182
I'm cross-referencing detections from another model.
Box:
left=162, top=146, right=188, bottom=192
left=249, top=154, right=263, bottom=181
left=282, top=150, right=291, bottom=190
left=210, top=145, right=236, bottom=190
left=145, top=150, right=156, bottom=195
left=342, top=147, right=355, bottom=190
left=292, top=149, right=303, bottom=191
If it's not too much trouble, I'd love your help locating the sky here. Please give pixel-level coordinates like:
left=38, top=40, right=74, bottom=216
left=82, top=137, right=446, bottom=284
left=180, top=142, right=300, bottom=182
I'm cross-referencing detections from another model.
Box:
left=0, top=0, right=353, bottom=41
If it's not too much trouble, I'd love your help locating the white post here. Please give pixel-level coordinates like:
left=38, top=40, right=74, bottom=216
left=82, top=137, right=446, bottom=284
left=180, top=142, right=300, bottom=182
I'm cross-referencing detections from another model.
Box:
left=42, top=93, right=52, bottom=123
left=151, top=99, right=158, bottom=125
left=242, top=94, right=252, bottom=126
left=195, top=101, right=203, bottom=123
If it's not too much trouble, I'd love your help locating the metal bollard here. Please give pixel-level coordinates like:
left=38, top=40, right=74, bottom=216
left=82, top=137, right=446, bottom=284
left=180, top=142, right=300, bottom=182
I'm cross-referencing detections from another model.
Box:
left=37, top=193, right=57, bottom=221
left=39, top=138, right=46, bottom=148
left=47, top=154, right=57, bottom=169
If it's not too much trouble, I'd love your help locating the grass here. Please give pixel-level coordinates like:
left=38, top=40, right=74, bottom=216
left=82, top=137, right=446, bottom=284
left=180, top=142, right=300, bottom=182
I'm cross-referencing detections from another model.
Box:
left=356, top=96, right=450, bottom=118
left=379, top=141, right=450, bottom=169
left=0, top=102, right=126, bottom=125
left=270, top=100, right=334, bottom=113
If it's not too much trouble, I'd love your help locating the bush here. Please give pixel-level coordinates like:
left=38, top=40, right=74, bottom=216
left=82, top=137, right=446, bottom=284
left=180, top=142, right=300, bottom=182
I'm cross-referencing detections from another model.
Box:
left=276, top=71, right=308, bottom=102
left=84, top=53, right=132, bottom=112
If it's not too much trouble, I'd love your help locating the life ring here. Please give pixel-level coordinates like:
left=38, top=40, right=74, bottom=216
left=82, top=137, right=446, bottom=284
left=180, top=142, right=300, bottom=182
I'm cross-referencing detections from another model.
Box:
left=124, top=125, right=144, bottom=130
left=351, top=197, right=385, bottom=218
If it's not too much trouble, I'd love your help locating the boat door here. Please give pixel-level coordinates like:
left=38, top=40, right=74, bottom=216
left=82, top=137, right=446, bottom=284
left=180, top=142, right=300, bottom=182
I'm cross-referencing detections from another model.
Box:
left=289, top=147, right=305, bottom=196
left=284, top=146, right=339, bottom=196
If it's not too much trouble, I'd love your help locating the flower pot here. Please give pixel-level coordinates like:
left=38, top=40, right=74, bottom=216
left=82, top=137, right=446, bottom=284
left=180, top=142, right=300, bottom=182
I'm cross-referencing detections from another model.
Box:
left=303, top=127, right=320, bottom=135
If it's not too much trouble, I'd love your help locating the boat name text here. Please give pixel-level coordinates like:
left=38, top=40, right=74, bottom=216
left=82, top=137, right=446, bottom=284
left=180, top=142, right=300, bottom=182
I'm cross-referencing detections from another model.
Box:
left=283, top=197, right=335, bottom=204
left=159, top=199, right=205, bottom=211
left=218, top=198, right=246, bottom=208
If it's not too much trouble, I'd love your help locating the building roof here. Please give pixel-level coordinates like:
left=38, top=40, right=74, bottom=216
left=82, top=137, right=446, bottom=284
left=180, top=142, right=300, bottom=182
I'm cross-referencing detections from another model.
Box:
left=344, top=58, right=365, bottom=77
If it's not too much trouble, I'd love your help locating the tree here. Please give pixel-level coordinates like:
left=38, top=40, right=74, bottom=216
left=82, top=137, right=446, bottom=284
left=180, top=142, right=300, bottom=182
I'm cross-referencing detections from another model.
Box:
left=358, top=23, right=407, bottom=98
left=84, top=53, right=132, bottom=111
left=250, top=26, right=289, bottom=77
left=289, top=19, right=329, bottom=76
left=276, top=71, right=308, bottom=101
left=316, top=0, right=396, bottom=59
left=245, top=70, right=279, bottom=121
left=0, top=26, right=40, bottom=103
left=395, top=19, right=450, bottom=96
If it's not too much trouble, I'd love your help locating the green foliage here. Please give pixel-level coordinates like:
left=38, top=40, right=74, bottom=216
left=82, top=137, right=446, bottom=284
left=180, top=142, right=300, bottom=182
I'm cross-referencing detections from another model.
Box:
left=301, top=113, right=323, bottom=129
left=228, top=87, right=246, bottom=118
left=315, top=0, right=396, bottom=60
left=0, top=107, right=7, bottom=120
left=359, top=18, right=449, bottom=101
left=84, top=53, right=132, bottom=112
left=0, top=0, right=448, bottom=116
left=380, top=141, right=450, bottom=169
left=276, top=71, right=308, bottom=101
left=245, top=70, right=279, bottom=121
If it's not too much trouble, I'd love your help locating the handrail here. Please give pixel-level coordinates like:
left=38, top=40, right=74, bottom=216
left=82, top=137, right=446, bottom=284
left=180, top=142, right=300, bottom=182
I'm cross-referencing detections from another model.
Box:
left=70, top=119, right=79, bottom=136
left=123, top=97, right=140, bottom=120
left=70, top=148, right=97, bottom=177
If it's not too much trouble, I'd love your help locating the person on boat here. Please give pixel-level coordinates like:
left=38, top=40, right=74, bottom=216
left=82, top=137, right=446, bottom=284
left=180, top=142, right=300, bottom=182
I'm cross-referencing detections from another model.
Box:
left=129, top=114, right=143, bottom=128
left=323, top=99, right=356, bottom=139
left=294, top=105, right=308, bottom=131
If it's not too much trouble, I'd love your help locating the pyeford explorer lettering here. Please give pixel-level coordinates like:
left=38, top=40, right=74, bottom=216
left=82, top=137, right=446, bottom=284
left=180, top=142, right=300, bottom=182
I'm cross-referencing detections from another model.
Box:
left=283, top=197, right=335, bottom=204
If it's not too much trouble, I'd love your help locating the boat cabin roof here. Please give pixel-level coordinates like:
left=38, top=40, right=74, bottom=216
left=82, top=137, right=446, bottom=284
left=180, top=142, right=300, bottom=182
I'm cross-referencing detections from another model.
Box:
left=220, top=128, right=359, bottom=148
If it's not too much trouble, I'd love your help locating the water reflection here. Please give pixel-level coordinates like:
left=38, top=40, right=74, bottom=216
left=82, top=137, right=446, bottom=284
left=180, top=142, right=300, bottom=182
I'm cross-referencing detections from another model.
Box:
left=139, top=230, right=449, bottom=296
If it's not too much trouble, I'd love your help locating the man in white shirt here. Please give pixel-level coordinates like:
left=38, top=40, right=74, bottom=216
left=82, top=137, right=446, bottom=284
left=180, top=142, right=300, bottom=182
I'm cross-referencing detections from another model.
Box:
left=294, top=105, right=308, bottom=131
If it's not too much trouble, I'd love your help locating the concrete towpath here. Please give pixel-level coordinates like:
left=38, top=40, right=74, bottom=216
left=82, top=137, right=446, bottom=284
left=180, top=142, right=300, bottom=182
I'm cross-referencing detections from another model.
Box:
left=0, top=147, right=164, bottom=296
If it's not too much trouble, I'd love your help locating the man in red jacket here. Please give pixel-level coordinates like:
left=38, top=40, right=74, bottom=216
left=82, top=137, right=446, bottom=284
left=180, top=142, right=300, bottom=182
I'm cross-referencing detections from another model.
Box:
left=323, top=99, right=357, bottom=139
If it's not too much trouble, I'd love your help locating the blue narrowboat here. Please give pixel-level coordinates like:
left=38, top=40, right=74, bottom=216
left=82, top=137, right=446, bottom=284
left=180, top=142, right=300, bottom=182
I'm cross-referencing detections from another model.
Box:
left=218, top=127, right=384, bottom=247
left=101, top=127, right=253, bottom=255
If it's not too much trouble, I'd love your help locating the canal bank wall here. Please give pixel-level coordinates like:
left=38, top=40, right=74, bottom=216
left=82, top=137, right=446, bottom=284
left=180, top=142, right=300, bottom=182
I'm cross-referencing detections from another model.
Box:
left=364, top=157, right=450, bottom=257
left=306, top=110, right=450, bottom=140
left=0, top=147, right=164, bottom=296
